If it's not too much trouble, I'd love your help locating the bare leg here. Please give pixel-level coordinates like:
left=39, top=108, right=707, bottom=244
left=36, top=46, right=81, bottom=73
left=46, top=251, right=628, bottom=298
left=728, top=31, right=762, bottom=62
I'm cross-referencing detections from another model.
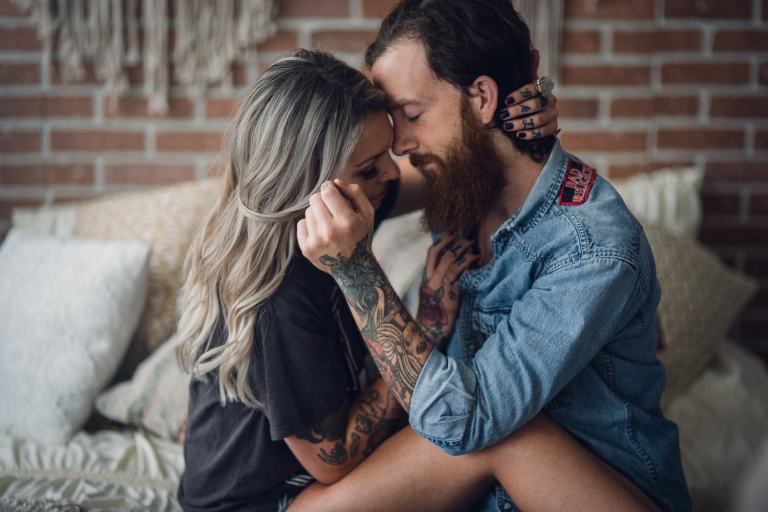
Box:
left=287, top=413, right=660, bottom=512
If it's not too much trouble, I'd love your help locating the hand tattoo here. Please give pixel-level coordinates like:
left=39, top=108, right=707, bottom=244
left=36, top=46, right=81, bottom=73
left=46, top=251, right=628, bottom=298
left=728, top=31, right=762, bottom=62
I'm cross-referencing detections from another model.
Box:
left=522, top=118, right=534, bottom=129
left=533, top=129, right=542, bottom=138
left=540, top=96, right=549, bottom=108
left=520, top=88, right=533, bottom=99
left=320, top=235, right=430, bottom=410
left=520, top=104, right=531, bottom=113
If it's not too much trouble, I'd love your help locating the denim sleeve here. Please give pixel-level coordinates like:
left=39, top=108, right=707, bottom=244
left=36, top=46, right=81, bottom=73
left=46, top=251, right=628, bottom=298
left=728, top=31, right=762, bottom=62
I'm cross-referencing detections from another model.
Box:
left=409, top=257, right=645, bottom=455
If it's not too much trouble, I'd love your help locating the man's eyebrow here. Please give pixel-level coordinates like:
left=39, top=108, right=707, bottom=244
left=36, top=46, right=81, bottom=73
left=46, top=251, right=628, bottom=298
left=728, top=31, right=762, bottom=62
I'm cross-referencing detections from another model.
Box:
left=388, top=98, right=420, bottom=110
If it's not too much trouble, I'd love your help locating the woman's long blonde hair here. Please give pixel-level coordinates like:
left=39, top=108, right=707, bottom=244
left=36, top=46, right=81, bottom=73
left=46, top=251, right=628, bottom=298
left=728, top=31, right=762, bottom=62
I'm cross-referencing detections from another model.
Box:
left=176, top=50, right=387, bottom=407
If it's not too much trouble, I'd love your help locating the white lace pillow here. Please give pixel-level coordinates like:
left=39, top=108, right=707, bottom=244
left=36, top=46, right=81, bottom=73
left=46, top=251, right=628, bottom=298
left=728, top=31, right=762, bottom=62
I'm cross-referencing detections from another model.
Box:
left=0, top=229, right=150, bottom=445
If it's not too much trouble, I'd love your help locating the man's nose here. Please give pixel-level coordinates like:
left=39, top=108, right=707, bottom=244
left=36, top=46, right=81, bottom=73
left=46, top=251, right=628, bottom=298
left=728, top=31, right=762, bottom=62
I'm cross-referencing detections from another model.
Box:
left=391, top=122, right=418, bottom=156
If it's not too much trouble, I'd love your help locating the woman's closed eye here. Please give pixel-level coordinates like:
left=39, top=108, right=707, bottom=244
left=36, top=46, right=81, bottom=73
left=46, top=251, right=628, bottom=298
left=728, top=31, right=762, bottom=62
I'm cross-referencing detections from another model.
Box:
left=361, top=166, right=380, bottom=180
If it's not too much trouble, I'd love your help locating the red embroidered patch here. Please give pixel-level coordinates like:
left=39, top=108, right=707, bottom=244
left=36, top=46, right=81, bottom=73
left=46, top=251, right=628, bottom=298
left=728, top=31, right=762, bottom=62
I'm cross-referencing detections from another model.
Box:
left=559, top=160, right=596, bottom=206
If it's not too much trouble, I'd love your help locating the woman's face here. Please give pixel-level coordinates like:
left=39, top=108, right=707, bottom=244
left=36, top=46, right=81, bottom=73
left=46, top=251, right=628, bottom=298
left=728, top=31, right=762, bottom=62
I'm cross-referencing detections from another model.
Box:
left=340, top=109, right=400, bottom=211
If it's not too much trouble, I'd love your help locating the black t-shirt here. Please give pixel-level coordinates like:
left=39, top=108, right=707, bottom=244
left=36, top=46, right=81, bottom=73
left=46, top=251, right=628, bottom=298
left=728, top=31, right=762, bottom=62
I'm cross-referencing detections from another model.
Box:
left=178, top=180, right=399, bottom=512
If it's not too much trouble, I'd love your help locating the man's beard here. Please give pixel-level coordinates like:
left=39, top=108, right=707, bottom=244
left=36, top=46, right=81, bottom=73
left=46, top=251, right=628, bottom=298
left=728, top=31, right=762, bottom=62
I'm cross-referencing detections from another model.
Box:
left=410, top=97, right=507, bottom=236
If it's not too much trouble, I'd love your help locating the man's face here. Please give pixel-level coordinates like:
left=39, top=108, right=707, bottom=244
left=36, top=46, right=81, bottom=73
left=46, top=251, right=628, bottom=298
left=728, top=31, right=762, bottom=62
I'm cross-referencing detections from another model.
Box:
left=371, top=40, right=506, bottom=235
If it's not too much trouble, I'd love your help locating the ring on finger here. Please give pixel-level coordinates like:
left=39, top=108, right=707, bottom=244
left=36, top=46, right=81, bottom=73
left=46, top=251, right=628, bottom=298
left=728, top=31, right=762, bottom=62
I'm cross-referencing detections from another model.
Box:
left=535, top=76, right=554, bottom=97
left=443, top=277, right=451, bottom=284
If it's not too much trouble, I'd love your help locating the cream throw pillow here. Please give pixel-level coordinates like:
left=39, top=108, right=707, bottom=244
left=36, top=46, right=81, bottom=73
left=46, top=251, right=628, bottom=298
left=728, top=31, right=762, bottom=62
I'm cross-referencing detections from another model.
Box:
left=13, top=179, right=223, bottom=378
left=0, top=229, right=150, bottom=445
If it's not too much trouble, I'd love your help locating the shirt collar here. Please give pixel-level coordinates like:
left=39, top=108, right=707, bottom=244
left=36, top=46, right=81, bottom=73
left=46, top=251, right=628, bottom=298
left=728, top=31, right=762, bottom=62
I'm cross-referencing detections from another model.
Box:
left=493, top=139, right=570, bottom=239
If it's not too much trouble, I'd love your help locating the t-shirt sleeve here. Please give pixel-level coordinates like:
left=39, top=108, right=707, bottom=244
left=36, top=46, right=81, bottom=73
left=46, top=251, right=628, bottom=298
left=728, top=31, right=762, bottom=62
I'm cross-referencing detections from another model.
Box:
left=249, top=266, right=349, bottom=441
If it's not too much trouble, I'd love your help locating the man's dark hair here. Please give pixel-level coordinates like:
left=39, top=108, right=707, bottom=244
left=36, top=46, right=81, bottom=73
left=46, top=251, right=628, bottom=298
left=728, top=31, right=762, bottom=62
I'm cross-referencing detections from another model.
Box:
left=365, top=0, right=556, bottom=163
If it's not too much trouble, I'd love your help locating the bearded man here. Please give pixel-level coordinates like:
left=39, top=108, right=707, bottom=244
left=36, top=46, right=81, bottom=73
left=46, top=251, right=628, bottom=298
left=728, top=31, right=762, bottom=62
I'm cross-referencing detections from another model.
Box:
left=295, top=0, right=691, bottom=511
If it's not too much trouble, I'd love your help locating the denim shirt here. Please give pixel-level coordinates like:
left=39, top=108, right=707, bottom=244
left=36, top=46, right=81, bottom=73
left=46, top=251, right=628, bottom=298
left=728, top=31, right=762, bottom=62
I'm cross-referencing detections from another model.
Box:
left=409, top=140, right=691, bottom=512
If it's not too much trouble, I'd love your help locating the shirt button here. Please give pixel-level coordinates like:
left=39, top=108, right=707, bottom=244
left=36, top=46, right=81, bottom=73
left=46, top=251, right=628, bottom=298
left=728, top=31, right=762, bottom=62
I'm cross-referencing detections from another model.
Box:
left=503, top=503, right=513, bottom=511
left=468, top=344, right=476, bottom=353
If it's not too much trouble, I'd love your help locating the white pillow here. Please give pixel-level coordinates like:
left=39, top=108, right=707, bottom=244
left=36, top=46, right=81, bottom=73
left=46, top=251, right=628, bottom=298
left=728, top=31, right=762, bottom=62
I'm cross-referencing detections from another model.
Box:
left=0, top=229, right=150, bottom=445
left=609, top=167, right=703, bottom=239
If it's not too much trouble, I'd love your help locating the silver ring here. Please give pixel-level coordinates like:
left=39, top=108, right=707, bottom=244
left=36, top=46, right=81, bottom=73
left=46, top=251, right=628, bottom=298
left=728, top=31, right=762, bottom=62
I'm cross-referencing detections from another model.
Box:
left=443, top=277, right=451, bottom=284
left=535, top=76, right=554, bottom=97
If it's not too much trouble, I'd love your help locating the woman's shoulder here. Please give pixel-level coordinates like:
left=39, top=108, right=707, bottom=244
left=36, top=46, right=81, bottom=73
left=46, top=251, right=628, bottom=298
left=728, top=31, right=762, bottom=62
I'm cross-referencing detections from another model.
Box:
left=262, top=254, right=336, bottom=320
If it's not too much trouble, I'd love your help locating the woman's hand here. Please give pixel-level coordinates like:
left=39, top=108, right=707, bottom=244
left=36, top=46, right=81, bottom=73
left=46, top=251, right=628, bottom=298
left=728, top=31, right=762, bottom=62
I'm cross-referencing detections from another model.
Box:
left=416, top=233, right=479, bottom=350
left=499, top=81, right=559, bottom=141
left=298, top=180, right=375, bottom=273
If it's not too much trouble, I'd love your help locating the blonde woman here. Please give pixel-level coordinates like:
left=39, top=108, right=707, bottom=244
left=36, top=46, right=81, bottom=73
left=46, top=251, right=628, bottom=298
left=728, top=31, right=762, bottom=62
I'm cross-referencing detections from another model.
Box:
left=175, top=49, right=657, bottom=512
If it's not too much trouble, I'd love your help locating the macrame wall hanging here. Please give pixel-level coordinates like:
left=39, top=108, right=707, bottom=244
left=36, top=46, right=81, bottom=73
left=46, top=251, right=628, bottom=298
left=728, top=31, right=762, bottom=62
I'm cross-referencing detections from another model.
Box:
left=14, top=0, right=276, bottom=115
left=513, top=0, right=565, bottom=86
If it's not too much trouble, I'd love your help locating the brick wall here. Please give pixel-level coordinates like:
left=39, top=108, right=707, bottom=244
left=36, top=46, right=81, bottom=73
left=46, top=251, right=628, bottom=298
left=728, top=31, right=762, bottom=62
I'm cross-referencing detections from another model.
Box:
left=0, top=0, right=766, bottom=359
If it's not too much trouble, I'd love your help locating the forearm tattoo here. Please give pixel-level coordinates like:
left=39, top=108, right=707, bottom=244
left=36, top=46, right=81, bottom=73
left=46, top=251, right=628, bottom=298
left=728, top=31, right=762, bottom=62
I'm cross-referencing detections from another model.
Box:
left=295, top=404, right=350, bottom=466
left=353, top=387, right=401, bottom=458
left=319, top=234, right=431, bottom=411
left=416, top=275, right=452, bottom=350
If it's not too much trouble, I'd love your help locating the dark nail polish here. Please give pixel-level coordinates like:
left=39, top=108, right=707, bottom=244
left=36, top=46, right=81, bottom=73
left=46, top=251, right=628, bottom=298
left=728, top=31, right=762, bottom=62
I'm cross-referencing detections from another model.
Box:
left=499, top=110, right=510, bottom=120
left=517, top=132, right=526, bottom=139
left=505, top=97, right=515, bottom=106
left=504, top=122, right=514, bottom=131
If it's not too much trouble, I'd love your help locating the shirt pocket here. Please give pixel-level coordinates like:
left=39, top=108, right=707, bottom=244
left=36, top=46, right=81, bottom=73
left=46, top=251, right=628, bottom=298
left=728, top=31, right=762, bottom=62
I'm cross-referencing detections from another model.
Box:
left=474, top=306, right=512, bottom=337
left=544, top=382, right=574, bottom=412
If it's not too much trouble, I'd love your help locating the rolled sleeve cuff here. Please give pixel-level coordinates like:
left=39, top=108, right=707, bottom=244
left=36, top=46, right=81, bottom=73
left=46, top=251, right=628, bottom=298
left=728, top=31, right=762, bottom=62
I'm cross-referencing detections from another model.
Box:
left=409, top=348, right=477, bottom=455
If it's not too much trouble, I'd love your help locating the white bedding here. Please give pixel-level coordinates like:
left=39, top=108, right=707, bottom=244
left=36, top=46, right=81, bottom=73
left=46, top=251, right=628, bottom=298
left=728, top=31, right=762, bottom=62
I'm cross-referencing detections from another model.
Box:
left=0, top=429, right=183, bottom=511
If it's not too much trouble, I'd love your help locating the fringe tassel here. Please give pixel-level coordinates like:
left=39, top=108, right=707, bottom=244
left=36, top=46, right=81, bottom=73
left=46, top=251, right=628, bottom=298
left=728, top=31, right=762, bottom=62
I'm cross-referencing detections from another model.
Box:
left=13, top=0, right=276, bottom=115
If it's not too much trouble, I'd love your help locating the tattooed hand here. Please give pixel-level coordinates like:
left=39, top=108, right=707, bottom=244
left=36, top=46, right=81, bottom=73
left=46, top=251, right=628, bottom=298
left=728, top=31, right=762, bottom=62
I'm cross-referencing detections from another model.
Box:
left=416, top=234, right=479, bottom=349
left=298, top=180, right=376, bottom=274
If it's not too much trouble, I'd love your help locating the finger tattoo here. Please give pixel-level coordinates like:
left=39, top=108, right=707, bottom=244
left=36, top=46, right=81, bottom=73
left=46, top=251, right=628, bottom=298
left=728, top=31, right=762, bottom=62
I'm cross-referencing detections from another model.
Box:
left=533, top=129, right=542, bottom=138
left=520, top=88, right=533, bottom=99
left=520, top=104, right=531, bottom=113
left=540, top=96, right=549, bottom=108
left=522, top=118, right=534, bottom=129
left=456, top=256, right=466, bottom=265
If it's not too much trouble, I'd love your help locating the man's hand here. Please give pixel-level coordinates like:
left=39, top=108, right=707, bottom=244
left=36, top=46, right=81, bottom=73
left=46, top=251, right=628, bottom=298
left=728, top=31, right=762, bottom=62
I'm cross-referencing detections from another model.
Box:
left=417, top=234, right=479, bottom=349
left=297, top=180, right=376, bottom=273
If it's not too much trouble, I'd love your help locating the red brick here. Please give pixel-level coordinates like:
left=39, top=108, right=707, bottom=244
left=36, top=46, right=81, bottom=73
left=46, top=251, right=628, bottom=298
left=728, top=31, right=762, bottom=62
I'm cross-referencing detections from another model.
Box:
left=126, top=64, right=143, bottom=85
left=0, top=96, right=93, bottom=117
left=761, top=63, right=768, bottom=86
left=0, top=63, right=38, bottom=84
left=51, top=131, right=144, bottom=151
left=560, top=132, right=647, bottom=152
left=699, top=227, right=768, bottom=246
left=705, top=162, right=768, bottom=181
left=756, top=130, right=768, bottom=150
left=363, top=0, right=398, bottom=18
left=0, top=131, right=40, bottom=152
left=750, top=195, right=768, bottom=215
left=611, top=96, right=698, bottom=117
left=278, top=0, right=347, bottom=17
left=558, top=99, right=598, bottom=118
left=256, top=30, right=298, bottom=52
left=714, top=30, right=768, bottom=52
left=0, top=198, right=42, bottom=220
left=665, top=0, right=752, bottom=18
left=658, top=129, right=744, bottom=149
left=0, top=26, right=41, bottom=51
left=312, top=30, right=379, bottom=53
left=564, top=0, right=654, bottom=19
left=561, top=30, right=601, bottom=53
left=661, top=63, right=750, bottom=84
left=561, top=66, right=650, bottom=86
left=745, top=258, right=768, bottom=276
left=104, top=164, right=195, bottom=184
left=156, top=132, right=222, bottom=152
left=613, top=30, right=701, bottom=52
left=702, top=193, right=740, bottom=215
left=711, top=96, right=768, bottom=118
left=0, top=0, right=28, bottom=16
left=0, top=164, right=93, bottom=185
left=232, top=63, right=247, bottom=86
left=104, top=96, right=193, bottom=118
left=206, top=98, right=238, bottom=119
left=610, top=162, right=696, bottom=178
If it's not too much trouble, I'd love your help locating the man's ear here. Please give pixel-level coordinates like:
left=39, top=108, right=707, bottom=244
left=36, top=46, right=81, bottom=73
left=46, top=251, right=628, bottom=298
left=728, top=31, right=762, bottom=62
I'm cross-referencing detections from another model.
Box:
left=469, top=75, right=499, bottom=125
left=531, top=49, right=540, bottom=82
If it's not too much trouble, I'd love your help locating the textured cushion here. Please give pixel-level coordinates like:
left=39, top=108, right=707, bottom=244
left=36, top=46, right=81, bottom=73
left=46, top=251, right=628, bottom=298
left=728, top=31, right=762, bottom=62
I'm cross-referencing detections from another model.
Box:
left=95, top=334, right=189, bottom=442
left=643, top=224, right=758, bottom=406
left=13, top=179, right=222, bottom=378
left=0, top=229, right=150, bottom=445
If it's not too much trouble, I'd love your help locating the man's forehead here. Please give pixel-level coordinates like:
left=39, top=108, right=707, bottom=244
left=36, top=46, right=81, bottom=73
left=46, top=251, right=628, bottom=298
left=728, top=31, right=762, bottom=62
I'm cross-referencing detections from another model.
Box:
left=371, top=41, right=447, bottom=107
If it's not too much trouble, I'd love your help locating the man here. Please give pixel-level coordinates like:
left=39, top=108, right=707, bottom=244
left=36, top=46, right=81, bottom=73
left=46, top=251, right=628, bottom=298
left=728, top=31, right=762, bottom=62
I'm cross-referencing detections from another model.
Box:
left=297, top=1, right=691, bottom=511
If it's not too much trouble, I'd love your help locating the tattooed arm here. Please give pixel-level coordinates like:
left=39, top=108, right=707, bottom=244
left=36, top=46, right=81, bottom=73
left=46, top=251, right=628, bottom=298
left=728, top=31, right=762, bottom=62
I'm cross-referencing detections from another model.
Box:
left=284, top=377, right=405, bottom=484
left=298, top=180, right=455, bottom=411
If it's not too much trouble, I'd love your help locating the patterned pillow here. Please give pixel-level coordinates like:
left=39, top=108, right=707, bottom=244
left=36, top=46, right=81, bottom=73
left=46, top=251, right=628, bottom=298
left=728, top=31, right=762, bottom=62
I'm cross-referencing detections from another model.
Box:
left=96, top=334, right=189, bottom=442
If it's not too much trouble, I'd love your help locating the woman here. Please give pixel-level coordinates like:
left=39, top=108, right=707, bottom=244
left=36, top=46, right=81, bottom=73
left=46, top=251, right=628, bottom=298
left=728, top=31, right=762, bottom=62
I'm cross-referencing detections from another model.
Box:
left=175, top=49, right=656, bottom=512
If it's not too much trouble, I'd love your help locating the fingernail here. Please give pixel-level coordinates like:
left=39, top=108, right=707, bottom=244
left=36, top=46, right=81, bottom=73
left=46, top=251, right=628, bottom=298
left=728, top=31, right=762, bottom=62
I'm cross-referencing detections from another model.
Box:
left=505, top=97, right=515, bottom=106
left=517, top=133, right=526, bottom=139
left=503, top=122, right=514, bottom=131
left=499, top=110, right=510, bottom=120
